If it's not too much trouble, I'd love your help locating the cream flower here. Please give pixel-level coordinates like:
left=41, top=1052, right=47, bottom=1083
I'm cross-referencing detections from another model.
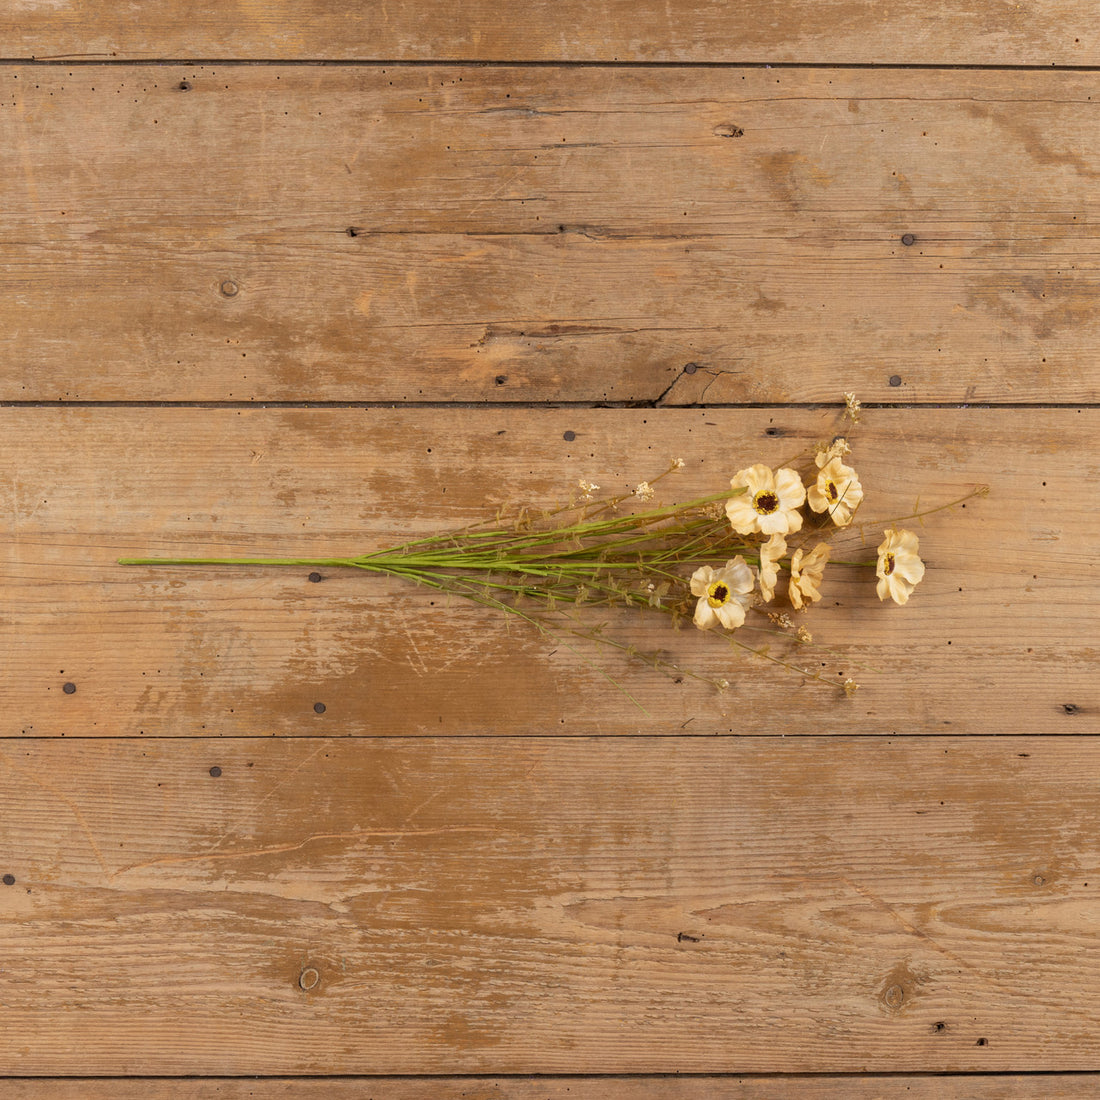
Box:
left=725, top=464, right=806, bottom=536
left=789, top=542, right=829, bottom=610
left=807, top=457, right=864, bottom=527
left=633, top=481, right=655, bottom=502
left=876, top=528, right=925, bottom=605
left=690, top=557, right=754, bottom=631
left=758, top=533, right=786, bottom=603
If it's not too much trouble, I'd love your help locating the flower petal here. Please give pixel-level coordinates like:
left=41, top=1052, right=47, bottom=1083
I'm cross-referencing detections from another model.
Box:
left=735, top=463, right=774, bottom=494
left=715, top=599, right=747, bottom=630
left=693, top=598, right=719, bottom=630
left=690, top=565, right=715, bottom=597
left=774, top=466, right=807, bottom=509
left=723, top=556, right=755, bottom=595
left=725, top=495, right=760, bottom=535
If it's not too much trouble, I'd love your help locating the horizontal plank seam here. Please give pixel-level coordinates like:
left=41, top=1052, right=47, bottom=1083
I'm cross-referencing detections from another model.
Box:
left=4, top=1071, right=1100, bottom=1080
left=2, top=401, right=1099, bottom=411
left=0, top=734, right=1090, bottom=743
left=11, top=58, right=1100, bottom=72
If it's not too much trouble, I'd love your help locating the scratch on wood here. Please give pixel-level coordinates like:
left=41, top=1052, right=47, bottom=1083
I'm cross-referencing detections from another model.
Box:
left=247, top=743, right=329, bottom=815
left=654, top=363, right=741, bottom=406
left=111, top=825, right=493, bottom=879
left=840, top=875, right=986, bottom=980
left=0, top=746, right=110, bottom=875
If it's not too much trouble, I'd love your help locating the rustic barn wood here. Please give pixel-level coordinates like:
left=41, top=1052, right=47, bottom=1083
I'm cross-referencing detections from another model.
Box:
left=2, top=0, right=1095, bottom=1089
left=0, top=406, right=1088, bottom=738
left=0, top=736, right=1096, bottom=1074
left=0, top=1, right=1094, bottom=65
left=0, top=65, right=1096, bottom=403
left=0, top=1078, right=1097, bottom=1098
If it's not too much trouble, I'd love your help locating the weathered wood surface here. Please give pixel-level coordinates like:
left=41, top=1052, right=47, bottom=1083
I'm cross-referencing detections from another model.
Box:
left=0, top=406, right=1090, bottom=738
left=0, top=736, right=1096, bottom=1074
left=0, top=1077, right=1096, bottom=1098
left=1, top=65, right=1097, bottom=403
left=1, top=0, right=1095, bottom=65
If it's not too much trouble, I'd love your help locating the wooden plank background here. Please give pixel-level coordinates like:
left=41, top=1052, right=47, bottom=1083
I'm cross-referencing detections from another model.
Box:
left=0, top=65, right=1098, bottom=403
left=2, top=0, right=1099, bottom=1094
left=1, top=1081, right=1099, bottom=1099
left=0, top=406, right=1092, bottom=737
left=0, top=1, right=1096, bottom=65
left=1, top=737, right=1099, bottom=1074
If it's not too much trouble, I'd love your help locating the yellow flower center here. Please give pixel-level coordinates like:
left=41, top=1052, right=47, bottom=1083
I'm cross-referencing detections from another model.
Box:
left=753, top=490, right=779, bottom=515
left=707, top=581, right=730, bottom=608
left=883, top=553, right=895, bottom=576
left=826, top=480, right=838, bottom=502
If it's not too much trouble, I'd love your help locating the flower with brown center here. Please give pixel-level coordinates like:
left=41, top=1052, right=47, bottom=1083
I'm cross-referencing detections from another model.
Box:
left=725, top=463, right=806, bottom=536
left=690, top=557, right=755, bottom=631
left=807, top=457, right=864, bottom=527
left=876, top=528, right=925, bottom=605
left=789, top=542, right=830, bottom=610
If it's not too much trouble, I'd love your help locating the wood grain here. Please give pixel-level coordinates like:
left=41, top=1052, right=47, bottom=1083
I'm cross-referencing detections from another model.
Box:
left=0, top=736, right=1097, bottom=1073
left=1, top=0, right=1094, bottom=64
left=1, top=65, right=1097, bottom=402
left=0, top=1077, right=1097, bottom=1098
left=0, top=405, right=1093, bottom=737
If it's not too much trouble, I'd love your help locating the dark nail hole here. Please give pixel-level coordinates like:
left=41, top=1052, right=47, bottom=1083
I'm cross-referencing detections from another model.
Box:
left=62, top=682, right=76, bottom=695
left=313, top=702, right=326, bottom=714
left=933, top=1021, right=947, bottom=1033
left=1063, top=703, right=1080, bottom=714
left=494, top=375, right=508, bottom=385
left=901, top=233, right=916, bottom=246
left=976, top=1037, right=988, bottom=1046
left=714, top=124, right=745, bottom=138
left=346, top=226, right=361, bottom=237
left=178, top=80, right=191, bottom=91
left=563, top=430, right=576, bottom=441
left=308, top=571, right=323, bottom=583
left=888, top=375, right=902, bottom=387
left=2, top=874, right=14, bottom=886
left=209, top=766, right=222, bottom=777
left=764, top=426, right=784, bottom=437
